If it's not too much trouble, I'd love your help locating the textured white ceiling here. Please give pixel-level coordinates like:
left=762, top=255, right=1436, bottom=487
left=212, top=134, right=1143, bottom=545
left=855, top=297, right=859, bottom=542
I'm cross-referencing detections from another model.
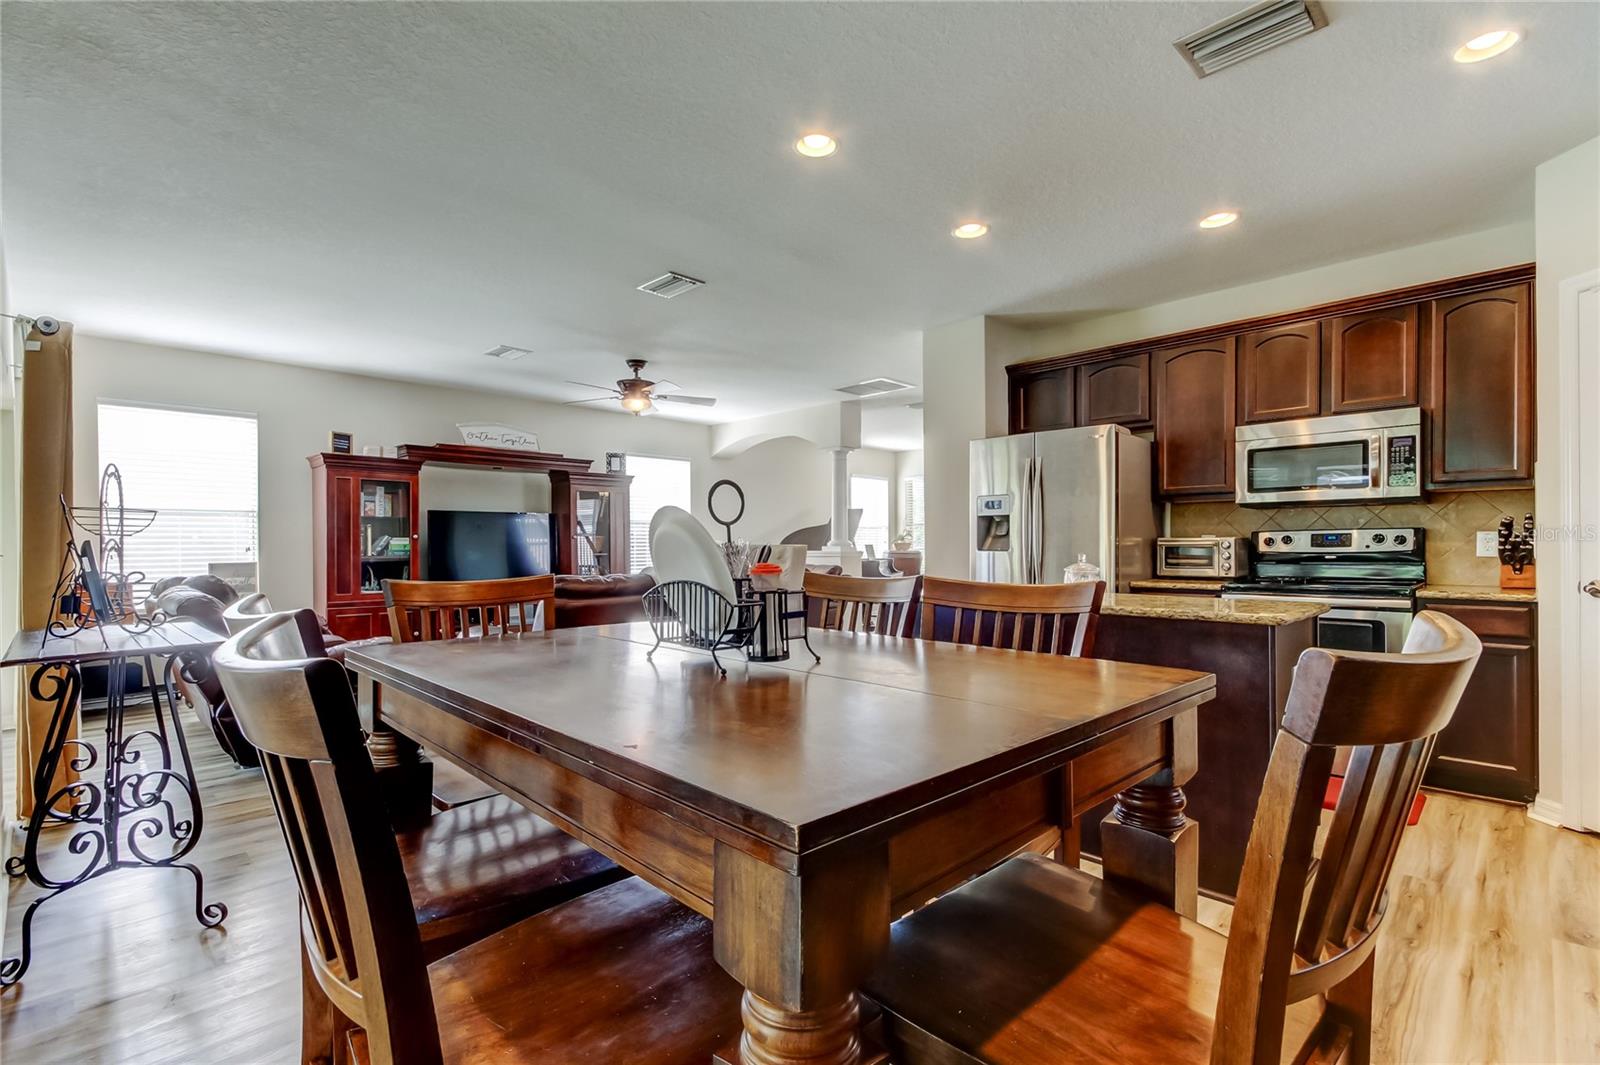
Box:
left=3, top=2, right=1595, bottom=424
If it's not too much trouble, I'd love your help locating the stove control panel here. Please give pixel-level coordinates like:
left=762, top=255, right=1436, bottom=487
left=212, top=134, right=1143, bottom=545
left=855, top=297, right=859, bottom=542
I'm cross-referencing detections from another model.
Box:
left=1255, top=528, right=1422, bottom=554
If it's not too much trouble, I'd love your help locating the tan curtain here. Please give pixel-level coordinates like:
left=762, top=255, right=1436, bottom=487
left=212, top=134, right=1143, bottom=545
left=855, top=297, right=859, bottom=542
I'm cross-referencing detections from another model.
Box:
left=14, top=321, right=73, bottom=820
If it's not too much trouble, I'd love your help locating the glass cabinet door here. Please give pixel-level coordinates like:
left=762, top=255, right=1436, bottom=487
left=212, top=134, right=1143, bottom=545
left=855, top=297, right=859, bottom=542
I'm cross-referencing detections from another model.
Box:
left=358, top=478, right=413, bottom=592
left=573, top=488, right=612, bottom=575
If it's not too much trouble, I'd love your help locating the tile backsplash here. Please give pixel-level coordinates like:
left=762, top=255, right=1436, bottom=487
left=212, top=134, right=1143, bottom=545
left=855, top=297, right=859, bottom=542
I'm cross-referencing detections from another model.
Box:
left=1169, top=490, right=1535, bottom=586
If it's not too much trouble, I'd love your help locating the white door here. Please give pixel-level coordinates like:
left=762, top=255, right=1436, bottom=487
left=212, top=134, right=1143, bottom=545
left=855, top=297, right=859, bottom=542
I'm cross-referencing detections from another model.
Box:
left=1563, top=270, right=1600, bottom=832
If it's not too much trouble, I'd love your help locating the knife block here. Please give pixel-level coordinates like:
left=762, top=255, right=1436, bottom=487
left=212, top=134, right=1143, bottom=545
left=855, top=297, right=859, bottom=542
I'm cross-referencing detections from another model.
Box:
left=1500, top=562, right=1536, bottom=590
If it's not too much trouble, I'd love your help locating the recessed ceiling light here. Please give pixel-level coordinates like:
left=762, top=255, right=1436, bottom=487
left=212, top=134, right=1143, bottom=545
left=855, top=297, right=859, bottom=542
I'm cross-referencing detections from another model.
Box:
left=1454, top=29, right=1520, bottom=63
left=951, top=222, right=989, bottom=239
left=1199, top=210, right=1239, bottom=230
left=795, top=132, right=837, bottom=158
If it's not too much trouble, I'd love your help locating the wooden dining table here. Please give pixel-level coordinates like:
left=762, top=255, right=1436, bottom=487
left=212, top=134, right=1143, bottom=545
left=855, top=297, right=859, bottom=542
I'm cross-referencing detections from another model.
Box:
left=344, top=622, right=1215, bottom=1065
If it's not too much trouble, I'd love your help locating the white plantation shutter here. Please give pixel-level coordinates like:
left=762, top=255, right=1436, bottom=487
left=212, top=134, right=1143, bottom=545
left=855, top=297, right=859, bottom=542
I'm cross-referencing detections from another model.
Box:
left=626, top=455, right=692, bottom=572
left=850, top=475, right=890, bottom=557
left=96, top=403, right=259, bottom=590
left=901, top=476, right=925, bottom=550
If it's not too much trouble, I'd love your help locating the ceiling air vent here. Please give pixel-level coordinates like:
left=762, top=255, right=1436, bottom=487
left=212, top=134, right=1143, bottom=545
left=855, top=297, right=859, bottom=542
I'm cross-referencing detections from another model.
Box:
left=636, top=271, right=706, bottom=299
left=836, top=378, right=913, bottom=398
left=482, top=344, right=533, bottom=361
left=1174, top=0, right=1327, bottom=79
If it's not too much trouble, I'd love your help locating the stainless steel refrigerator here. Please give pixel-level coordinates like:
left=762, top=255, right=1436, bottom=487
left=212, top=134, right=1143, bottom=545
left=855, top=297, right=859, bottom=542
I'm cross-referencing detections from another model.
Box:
left=970, top=425, right=1156, bottom=590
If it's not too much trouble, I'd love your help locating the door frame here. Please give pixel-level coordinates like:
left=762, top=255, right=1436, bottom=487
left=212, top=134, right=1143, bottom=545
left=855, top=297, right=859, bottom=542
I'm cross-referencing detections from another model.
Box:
left=1550, top=268, right=1600, bottom=832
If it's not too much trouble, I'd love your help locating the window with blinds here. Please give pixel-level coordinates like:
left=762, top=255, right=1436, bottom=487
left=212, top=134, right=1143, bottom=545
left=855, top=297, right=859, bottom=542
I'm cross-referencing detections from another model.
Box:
left=850, top=475, right=890, bottom=557
left=626, top=454, right=692, bottom=572
left=96, top=403, right=259, bottom=592
left=901, top=475, right=925, bottom=550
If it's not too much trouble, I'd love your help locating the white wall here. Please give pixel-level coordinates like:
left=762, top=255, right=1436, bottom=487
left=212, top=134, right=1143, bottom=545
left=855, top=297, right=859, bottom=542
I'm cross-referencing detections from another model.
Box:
left=1532, top=137, right=1600, bottom=826
left=70, top=335, right=901, bottom=606
left=921, top=318, right=988, bottom=578
left=1010, top=222, right=1535, bottom=362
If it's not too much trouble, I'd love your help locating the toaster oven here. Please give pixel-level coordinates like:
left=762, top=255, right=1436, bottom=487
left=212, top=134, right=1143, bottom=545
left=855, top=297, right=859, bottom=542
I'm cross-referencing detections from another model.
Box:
left=1155, top=537, right=1249, bottom=579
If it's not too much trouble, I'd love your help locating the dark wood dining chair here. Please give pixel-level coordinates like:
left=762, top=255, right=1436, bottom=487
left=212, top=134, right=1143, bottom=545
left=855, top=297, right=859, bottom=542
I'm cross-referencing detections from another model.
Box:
left=919, top=576, right=1106, bottom=657
left=213, top=609, right=742, bottom=1065
left=865, top=609, right=1482, bottom=1065
left=383, top=575, right=556, bottom=643
left=225, top=594, right=494, bottom=811
left=803, top=571, right=920, bottom=637
left=213, top=610, right=630, bottom=1058
left=383, top=576, right=562, bottom=805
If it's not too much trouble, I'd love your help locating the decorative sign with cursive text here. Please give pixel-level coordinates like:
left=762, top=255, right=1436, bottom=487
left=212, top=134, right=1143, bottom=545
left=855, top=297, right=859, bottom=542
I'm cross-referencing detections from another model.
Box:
left=456, top=422, right=541, bottom=452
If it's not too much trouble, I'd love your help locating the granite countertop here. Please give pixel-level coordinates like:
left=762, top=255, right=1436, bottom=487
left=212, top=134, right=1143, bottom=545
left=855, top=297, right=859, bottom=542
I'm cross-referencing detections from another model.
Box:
left=1128, top=578, right=1227, bottom=593
left=1101, top=592, right=1327, bottom=626
left=1417, top=584, right=1537, bottom=603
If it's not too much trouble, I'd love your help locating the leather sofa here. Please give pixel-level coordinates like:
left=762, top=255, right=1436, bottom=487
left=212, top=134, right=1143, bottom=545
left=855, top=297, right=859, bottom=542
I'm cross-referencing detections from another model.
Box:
left=553, top=573, right=655, bottom=628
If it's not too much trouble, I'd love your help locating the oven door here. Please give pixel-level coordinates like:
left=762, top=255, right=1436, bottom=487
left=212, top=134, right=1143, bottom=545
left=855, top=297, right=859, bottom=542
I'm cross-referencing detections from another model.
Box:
left=1222, top=593, right=1415, bottom=653
left=1316, top=606, right=1413, bottom=653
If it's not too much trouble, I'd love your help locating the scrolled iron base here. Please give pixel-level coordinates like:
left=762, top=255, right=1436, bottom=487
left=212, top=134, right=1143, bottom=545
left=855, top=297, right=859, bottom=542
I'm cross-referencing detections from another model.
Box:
left=2, top=653, right=227, bottom=987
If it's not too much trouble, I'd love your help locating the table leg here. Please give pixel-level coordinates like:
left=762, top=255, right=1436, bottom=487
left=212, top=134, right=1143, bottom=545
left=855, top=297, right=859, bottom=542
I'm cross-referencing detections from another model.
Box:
left=359, top=676, right=433, bottom=828
left=711, top=842, right=891, bottom=1065
left=1099, top=707, right=1199, bottom=919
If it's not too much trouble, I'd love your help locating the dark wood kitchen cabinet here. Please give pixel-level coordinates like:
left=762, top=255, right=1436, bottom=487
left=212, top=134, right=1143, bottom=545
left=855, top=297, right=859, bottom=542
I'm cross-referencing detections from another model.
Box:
left=1075, top=352, right=1151, bottom=429
left=1154, top=338, right=1237, bottom=496
left=1324, top=304, right=1418, bottom=414
left=1005, top=263, right=1534, bottom=498
left=1420, top=599, right=1538, bottom=803
left=1009, top=365, right=1074, bottom=433
left=1239, top=320, right=1320, bottom=423
left=1424, top=282, right=1534, bottom=487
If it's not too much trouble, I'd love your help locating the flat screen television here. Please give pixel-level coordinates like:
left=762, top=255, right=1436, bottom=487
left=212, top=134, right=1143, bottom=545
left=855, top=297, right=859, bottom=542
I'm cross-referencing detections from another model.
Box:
left=426, top=511, right=553, bottom=581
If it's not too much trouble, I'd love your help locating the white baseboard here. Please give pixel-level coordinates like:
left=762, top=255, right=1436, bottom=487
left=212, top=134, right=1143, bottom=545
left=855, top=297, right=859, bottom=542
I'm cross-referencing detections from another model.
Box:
left=1528, top=795, right=1565, bottom=828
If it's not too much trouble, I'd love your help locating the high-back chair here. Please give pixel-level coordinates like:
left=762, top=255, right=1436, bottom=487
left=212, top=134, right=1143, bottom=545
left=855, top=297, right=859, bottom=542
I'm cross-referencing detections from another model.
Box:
left=212, top=612, right=740, bottom=1065
left=864, top=610, right=1482, bottom=1065
left=920, top=576, right=1105, bottom=657
left=213, top=605, right=624, bottom=918
left=803, top=572, right=920, bottom=637
left=383, top=575, right=555, bottom=642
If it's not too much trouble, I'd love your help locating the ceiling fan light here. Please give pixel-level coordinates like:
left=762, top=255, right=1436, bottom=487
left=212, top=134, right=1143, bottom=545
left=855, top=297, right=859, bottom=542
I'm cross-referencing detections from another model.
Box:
left=622, top=394, right=652, bottom=414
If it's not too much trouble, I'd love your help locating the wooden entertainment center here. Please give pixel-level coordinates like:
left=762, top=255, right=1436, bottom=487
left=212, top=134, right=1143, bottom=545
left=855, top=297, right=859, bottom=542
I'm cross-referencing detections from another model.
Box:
left=309, top=444, right=632, bottom=639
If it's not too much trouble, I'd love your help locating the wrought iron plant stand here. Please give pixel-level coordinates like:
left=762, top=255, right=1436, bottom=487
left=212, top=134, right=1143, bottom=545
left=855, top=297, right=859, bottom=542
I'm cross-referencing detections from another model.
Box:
left=1, top=467, right=227, bottom=987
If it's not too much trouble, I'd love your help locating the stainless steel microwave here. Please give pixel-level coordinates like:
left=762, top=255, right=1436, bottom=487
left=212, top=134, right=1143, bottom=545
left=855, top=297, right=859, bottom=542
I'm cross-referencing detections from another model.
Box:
left=1235, top=408, right=1422, bottom=507
left=1155, top=537, right=1248, bottom=578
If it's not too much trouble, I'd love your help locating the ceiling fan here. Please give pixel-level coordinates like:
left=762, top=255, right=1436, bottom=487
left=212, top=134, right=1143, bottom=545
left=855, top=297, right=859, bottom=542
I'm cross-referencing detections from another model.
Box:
left=565, top=358, right=717, bottom=416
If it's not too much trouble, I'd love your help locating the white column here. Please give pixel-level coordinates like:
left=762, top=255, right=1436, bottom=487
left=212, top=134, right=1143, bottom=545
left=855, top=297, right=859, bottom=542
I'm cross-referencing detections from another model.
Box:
left=826, top=446, right=853, bottom=548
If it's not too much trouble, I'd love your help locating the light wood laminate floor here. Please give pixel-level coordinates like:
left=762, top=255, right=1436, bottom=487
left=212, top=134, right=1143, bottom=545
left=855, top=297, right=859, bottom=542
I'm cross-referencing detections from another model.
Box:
left=3, top=712, right=1598, bottom=1064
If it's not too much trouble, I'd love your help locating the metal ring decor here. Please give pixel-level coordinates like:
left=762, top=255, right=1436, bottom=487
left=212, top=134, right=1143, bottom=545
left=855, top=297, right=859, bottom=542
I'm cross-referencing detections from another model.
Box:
left=706, top=479, right=746, bottom=546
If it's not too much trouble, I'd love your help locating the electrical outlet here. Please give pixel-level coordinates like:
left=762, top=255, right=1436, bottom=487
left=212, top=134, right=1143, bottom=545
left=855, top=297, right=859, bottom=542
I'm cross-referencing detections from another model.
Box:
left=1476, top=530, right=1499, bottom=558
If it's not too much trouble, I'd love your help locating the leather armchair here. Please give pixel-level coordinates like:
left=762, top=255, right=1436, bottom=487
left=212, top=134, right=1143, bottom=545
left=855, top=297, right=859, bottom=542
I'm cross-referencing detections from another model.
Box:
left=553, top=573, right=655, bottom=628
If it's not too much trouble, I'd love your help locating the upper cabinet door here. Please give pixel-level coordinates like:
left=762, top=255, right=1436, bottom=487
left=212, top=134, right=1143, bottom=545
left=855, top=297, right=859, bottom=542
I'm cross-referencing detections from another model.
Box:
left=1010, top=366, right=1075, bottom=433
left=1075, top=352, right=1152, bottom=429
left=1155, top=338, right=1238, bottom=496
left=1239, top=321, right=1320, bottom=423
left=1424, top=283, right=1533, bottom=487
left=1325, top=305, right=1419, bottom=414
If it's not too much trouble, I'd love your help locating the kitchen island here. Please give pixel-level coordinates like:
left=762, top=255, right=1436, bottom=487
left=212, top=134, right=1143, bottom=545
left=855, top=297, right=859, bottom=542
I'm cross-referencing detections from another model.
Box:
left=1085, top=592, right=1327, bottom=898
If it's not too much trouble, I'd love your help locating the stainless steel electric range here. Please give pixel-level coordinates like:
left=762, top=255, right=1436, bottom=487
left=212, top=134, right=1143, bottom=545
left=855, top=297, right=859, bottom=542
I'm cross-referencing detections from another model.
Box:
left=1221, top=527, right=1426, bottom=653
